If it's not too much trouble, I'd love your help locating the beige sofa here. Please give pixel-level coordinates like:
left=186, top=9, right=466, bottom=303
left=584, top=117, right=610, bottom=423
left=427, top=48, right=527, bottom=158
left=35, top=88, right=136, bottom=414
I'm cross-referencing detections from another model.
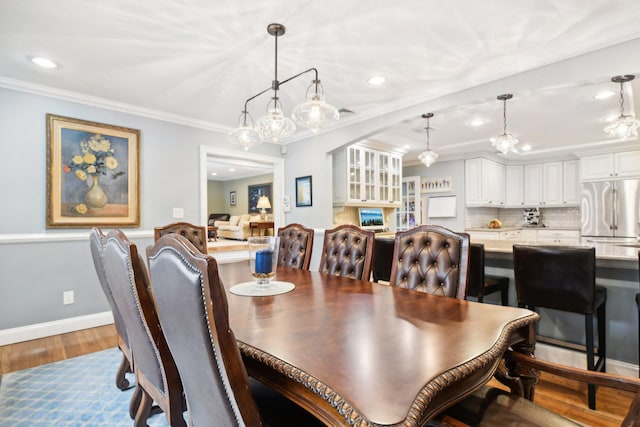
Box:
left=214, top=214, right=260, bottom=240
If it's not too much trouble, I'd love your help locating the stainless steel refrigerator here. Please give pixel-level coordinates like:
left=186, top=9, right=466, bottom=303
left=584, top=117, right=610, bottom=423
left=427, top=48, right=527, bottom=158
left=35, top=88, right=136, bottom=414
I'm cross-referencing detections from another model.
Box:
left=581, top=179, right=640, bottom=238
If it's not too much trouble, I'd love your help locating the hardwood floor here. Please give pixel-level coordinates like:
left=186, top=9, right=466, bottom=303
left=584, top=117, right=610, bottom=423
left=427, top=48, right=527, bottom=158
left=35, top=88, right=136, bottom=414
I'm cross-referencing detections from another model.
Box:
left=0, top=325, right=635, bottom=425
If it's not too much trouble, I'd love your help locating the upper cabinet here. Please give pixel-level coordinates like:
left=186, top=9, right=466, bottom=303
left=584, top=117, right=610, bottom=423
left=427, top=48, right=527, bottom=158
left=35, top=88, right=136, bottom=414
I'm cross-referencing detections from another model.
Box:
left=580, top=151, right=640, bottom=181
left=504, top=165, right=524, bottom=207
left=396, top=176, right=421, bottom=231
left=465, top=158, right=505, bottom=207
left=333, top=145, right=402, bottom=207
left=523, top=161, right=579, bottom=207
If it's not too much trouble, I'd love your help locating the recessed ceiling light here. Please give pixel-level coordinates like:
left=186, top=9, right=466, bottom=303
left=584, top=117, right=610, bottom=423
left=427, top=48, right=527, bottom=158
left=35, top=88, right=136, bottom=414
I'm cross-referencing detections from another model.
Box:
left=367, top=75, right=386, bottom=86
left=229, top=168, right=235, bottom=172
left=520, top=144, right=532, bottom=152
left=469, top=118, right=485, bottom=127
left=403, top=144, right=411, bottom=149
left=29, top=56, right=58, bottom=69
left=210, top=172, right=217, bottom=176
left=594, top=90, right=615, bottom=100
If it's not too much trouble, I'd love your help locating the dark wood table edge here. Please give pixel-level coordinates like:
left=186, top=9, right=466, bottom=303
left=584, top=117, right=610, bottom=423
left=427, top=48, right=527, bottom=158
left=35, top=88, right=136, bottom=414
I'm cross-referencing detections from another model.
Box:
left=238, top=311, right=540, bottom=427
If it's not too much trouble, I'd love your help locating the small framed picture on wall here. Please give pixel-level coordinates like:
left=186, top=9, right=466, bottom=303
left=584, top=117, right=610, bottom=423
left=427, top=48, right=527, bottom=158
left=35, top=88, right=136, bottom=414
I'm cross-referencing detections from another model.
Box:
left=296, top=175, right=312, bottom=207
left=230, top=191, right=236, bottom=206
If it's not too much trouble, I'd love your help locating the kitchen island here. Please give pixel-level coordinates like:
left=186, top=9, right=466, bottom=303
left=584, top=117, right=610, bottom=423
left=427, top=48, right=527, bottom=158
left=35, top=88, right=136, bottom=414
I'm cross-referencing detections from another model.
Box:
left=473, top=236, right=639, bottom=369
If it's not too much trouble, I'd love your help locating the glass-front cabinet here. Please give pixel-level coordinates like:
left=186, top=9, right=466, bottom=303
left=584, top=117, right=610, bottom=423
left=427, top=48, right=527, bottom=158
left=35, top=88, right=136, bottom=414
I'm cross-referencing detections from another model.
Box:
left=396, top=176, right=421, bottom=231
left=334, top=144, right=403, bottom=207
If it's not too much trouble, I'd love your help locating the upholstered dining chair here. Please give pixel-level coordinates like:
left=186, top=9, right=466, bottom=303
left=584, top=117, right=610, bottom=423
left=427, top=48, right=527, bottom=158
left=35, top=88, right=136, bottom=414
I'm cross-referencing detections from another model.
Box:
left=466, top=243, right=509, bottom=306
left=319, top=224, right=375, bottom=280
left=101, top=229, right=186, bottom=427
left=276, top=223, right=314, bottom=270
left=389, top=224, right=470, bottom=299
left=513, top=244, right=606, bottom=410
left=154, top=221, right=208, bottom=254
left=89, top=228, right=133, bottom=392
left=442, top=349, right=640, bottom=426
left=147, top=233, right=323, bottom=426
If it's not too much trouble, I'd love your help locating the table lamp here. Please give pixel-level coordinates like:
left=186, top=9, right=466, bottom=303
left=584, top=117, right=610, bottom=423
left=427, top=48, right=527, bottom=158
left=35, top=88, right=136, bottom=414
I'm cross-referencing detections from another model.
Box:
left=257, top=196, right=271, bottom=221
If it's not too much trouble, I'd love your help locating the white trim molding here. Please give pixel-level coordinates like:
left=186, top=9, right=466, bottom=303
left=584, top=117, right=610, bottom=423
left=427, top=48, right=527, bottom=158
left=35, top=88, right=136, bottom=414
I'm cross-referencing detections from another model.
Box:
left=0, top=311, right=114, bottom=346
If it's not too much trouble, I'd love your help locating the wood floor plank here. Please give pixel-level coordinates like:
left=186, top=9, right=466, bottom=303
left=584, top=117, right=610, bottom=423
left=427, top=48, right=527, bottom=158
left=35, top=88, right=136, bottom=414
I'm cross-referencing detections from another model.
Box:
left=0, top=324, right=636, bottom=426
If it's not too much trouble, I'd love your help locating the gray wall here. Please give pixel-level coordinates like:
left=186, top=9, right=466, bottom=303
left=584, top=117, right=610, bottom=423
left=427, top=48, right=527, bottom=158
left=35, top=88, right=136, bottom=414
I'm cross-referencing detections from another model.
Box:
left=2, top=38, right=640, bottom=340
left=403, top=159, right=466, bottom=232
left=207, top=174, right=273, bottom=218
left=0, top=87, right=280, bottom=330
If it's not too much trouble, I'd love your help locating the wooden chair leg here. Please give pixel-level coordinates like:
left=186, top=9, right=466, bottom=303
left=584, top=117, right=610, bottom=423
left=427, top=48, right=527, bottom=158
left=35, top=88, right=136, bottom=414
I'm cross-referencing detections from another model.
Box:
left=116, top=353, right=131, bottom=390
left=135, top=387, right=153, bottom=427
left=130, top=385, right=142, bottom=420
left=586, top=313, right=597, bottom=410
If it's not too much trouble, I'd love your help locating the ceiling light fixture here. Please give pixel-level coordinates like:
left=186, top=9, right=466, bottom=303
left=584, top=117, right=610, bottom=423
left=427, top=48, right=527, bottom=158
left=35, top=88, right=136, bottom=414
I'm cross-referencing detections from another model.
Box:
left=603, top=75, right=640, bottom=139
left=417, top=113, right=438, bottom=167
left=228, top=23, right=339, bottom=151
left=367, top=75, right=387, bottom=85
left=29, top=56, right=58, bottom=69
left=490, top=94, right=519, bottom=155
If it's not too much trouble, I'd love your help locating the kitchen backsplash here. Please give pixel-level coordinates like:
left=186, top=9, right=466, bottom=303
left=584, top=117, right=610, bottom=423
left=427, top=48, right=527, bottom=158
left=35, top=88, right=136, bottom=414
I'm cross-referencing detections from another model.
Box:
left=466, top=207, right=581, bottom=229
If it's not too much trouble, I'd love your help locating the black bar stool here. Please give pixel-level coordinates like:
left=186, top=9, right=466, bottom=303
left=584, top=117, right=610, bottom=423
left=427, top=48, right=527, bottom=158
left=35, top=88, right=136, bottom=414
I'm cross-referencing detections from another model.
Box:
left=467, top=243, right=509, bottom=305
left=513, top=245, right=606, bottom=410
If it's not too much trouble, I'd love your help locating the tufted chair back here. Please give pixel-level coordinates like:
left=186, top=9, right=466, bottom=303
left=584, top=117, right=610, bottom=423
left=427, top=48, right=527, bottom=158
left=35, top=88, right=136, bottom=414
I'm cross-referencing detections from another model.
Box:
left=319, top=224, right=375, bottom=280
left=154, top=221, right=208, bottom=254
left=101, top=229, right=185, bottom=426
left=89, top=228, right=133, bottom=391
left=389, top=225, right=470, bottom=299
left=277, top=223, right=314, bottom=270
left=147, top=233, right=264, bottom=427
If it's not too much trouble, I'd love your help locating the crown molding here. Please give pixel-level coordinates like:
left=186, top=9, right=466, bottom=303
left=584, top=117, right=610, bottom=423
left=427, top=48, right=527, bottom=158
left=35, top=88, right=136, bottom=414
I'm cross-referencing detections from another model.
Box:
left=0, top=76, right=232, bottom=133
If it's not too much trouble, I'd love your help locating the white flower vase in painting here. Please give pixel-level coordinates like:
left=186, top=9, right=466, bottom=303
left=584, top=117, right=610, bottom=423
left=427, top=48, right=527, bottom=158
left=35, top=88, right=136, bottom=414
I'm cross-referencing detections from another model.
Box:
left=85, top=175, right=108, bottom=208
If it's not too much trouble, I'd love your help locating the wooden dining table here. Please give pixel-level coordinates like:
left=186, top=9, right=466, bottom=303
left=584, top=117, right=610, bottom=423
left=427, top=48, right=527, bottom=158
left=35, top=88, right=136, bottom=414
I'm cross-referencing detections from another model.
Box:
left=217, top=261, right=539, bottom=427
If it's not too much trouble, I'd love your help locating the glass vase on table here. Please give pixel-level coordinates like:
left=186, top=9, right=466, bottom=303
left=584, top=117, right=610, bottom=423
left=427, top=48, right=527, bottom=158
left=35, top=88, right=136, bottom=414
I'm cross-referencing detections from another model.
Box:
left=248, top=236, right=280, bottom=289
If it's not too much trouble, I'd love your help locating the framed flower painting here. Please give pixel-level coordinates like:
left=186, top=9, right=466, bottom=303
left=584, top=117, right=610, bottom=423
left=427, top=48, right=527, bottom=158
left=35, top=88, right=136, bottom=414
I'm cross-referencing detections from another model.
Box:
left=46, top=114, right=140, bottom=228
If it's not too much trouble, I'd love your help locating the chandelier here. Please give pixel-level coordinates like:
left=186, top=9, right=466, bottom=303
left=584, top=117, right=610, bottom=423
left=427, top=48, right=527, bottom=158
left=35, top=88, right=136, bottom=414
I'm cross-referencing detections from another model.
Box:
left=228, top=23, right=340, bottom=151
left=490, top=94, right=519, bottom=155
left=418, top=113, right=438, bottom=167
left=603, top=75, right=640, bottom=139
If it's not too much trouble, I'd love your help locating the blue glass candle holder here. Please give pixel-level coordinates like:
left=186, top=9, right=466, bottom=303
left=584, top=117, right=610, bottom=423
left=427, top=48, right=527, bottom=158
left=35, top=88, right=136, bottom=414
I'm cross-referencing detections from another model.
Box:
left=248, top=236, right=280, bottom=288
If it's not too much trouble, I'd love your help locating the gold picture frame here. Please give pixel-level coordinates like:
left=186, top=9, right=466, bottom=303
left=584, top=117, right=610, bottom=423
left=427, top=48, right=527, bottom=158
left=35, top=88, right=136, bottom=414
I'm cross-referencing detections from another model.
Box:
left=46, top=114, right=140, bottom=228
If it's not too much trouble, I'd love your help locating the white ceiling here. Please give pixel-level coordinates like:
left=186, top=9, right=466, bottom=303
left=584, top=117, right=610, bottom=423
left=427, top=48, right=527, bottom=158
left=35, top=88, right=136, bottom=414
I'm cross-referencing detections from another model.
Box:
left=2, top=0, right=640, bottom=168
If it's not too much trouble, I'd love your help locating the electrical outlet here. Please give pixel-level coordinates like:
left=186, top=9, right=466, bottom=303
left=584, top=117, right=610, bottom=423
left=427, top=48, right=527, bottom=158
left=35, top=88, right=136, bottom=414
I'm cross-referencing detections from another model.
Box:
left=63, top=291, right=74, bottom=305
left=172, top=208, right=184, bottom=219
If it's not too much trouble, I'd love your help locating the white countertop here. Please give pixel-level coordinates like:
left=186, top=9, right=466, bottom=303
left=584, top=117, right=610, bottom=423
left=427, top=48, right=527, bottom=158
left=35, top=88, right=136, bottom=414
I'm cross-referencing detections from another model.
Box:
left=465, top=226, right=581, bottom=232
left=476, top=238, right=640, bottom=262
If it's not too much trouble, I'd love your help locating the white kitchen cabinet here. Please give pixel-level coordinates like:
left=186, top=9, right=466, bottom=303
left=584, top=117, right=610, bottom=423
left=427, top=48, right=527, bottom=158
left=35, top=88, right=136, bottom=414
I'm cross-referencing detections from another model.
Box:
left=467, top=231, right=500, bottom=240
left=562, top=160, right=580, bottom=205
left=504, top=165, right=524, bottom=207
left=524, top=161, right=579, bottom=207
left=465, top=158, right=505, bottom=207
left=524, top=164, right=543, bottom=206
left=536, top=229, right=580, bottom=244
left=519, top=229, right=538, bottom=241
left=396, top=176, right=421, bottom=231
left=333, top=145, right=402, bottom=206
left=499, top=230, right=521, bottom=240
left=579, top=151, right=640, bottom=181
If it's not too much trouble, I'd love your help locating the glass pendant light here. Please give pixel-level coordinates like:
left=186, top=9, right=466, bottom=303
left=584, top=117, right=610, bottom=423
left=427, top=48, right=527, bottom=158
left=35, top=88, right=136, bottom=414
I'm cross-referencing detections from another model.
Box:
left=291, top=80, right=340, bottom=131
left=603, top=75, right=640, bottom=139
left=229, top=23, right=339, bottom=148
left=228, top=111, right=261, bottom=151
left=418, top=113, right=439, bottom=167
left=256, top=97, right=296, bottom=142
left=490, top=94, right=519, bottom=155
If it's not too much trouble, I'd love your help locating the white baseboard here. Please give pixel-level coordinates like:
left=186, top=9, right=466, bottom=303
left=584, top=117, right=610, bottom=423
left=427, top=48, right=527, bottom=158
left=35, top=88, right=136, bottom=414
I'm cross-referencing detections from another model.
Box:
left=0, top=311, right=114, bottom=346
left=535, top=342, right=639, bottom=378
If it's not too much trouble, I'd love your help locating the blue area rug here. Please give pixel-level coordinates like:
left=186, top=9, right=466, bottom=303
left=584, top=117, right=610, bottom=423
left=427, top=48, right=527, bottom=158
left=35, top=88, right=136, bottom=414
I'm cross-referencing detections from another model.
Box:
left=0, top=348, right=171, bottom=426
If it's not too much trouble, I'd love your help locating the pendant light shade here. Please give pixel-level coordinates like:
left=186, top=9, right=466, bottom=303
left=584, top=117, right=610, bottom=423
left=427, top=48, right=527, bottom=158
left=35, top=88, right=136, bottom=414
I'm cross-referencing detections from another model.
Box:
left=490, top=94, right=519, bottom=155
left=418, top=113, right=439, bottom=167
left=228, top=23, right=339, bottom=148
left=291, top=82, right=340, bottom=131
left=603, top=75, right=640, bottom=139
left=228, top=111, right=261, bottom=151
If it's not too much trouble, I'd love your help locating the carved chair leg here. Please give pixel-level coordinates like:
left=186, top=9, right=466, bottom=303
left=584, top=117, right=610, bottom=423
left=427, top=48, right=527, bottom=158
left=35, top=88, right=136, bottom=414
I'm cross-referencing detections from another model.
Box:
left=134, top=387, right=153, bottom=427
left=129, top=385, right=142, bottom=420
left=116, top=354, right=131, bottom=390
